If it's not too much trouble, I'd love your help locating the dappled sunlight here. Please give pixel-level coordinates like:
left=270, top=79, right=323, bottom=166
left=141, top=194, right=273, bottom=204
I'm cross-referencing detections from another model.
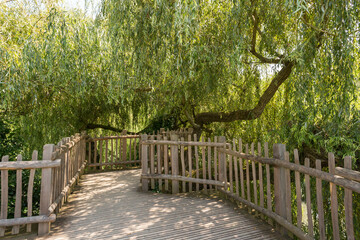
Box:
left=38, top=169, right=281, bottom=240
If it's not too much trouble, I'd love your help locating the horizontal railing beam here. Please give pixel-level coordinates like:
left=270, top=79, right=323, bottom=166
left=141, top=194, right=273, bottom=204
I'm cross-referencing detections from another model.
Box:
left=141, top=140, right=227, bottom=147
left=219, top=148, right=360, bottom=194
left=0, top=214, right=56, bottom=227
left=0, top=160, right=61, bottom=170
left=89, top=135, right=140, bottom=141
left=335, top=167, right=360, bottom=182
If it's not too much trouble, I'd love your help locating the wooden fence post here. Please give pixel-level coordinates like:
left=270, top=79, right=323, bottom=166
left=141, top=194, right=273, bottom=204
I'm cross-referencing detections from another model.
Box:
left=141, top=134, right=149, bottom=191
left=38, top=144, right=55, bottom=236
left=218, top=136, right=226, bottom=187
left=171, top=135, right=179, bottom=194
left=273, top=144, right=287, bottom=235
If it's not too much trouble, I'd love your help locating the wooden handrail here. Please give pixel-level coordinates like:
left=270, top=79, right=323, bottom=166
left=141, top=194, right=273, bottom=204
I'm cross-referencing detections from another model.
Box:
left=0, top=160, right=61, bottom=170
left=219, top=148, right=360, bottom=194
left=89, top=135, right=140, bottom=141
left=141, top=140, right=227, bottom=147
left=335, top=167, right=360, bottom=182
left=0, top=214, right=56, bottom=227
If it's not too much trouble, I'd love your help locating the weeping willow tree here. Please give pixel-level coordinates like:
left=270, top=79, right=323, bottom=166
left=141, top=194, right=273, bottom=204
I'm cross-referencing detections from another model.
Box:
left=0, top=0, right=359, bottom=160
left=0, top=1, right=151, bottom=152
left=100, top=0, right=359, bottom=159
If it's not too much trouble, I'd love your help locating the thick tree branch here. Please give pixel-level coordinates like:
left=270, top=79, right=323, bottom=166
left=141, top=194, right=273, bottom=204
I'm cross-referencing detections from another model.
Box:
left=194, top=61, right=294, bottom=125
left=249, top=8, right=282, bottom=64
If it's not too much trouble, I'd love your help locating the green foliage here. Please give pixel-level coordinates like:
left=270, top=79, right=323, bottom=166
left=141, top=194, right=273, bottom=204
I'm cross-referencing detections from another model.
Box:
left=0, top=119, right=22, bottom=158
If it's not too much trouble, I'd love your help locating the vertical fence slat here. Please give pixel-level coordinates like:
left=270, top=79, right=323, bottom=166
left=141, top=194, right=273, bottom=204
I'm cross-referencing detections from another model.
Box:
left=344, top=156, right=354, bottom=240
left=201, top=137, right=207, bottom=191
left=94, top=139, right=97, bottom=169
left=157, top=135, right=163, bottom=191
left=129, top=137, right=132, bottom=164
left=218, top=136, right=226, bottom=186
left=99, top=140, right=103, bottom=168
left=141, top=135, right=148, bottom=191
left=251, top=143, right=257, bottom=205
left=315, top=159, right=326, bottom=240
left=171, top=135, right=179, bottom=194
left=115, top=137, right=118, bottom=165
left=111, top=138, right=114, bottom=169
left=305, top=158, right=314, bottom=237
left=258, top=142, right=264, bottom=210
left=181, top=137, right=186, bottom=192
left=27, top=151, right=38, bottom=232
left=12, top=154, right=22, bottom=234
left=284, top=151, right=292, bottom=224
left=122, top=134, right=127, bottom=162
left=229, top=144, right=233, bottom=193
left=265, top=142, right=272, bottom=225
left=214, top=136, right=218, bottom=190
left=246, top=144, right=251, bottom=203
left=188, top=135, right=193, bottom=192
left=273, top=144, right=286, bottom=234
left=208, top=138, right=212, bottom=190
left=234, top=139, right=239, bottom=196
left=328, top=153, right=340, bottom=240
left=134, top=137, right=137, bottom=162
left=164, top=136, right=169, bottom=191
left=239, top=139, right=245, bottom=199
left=0, top=155, right=9, bottom=236
left=39, top=144, right=55, bottom=235
left=105, top=139, right=108, bottom=169
left=294, top=149, right=302, bottom=228
left=150, top=135, right=155, bottom=190
left=194, top=134, right=199, bottom=192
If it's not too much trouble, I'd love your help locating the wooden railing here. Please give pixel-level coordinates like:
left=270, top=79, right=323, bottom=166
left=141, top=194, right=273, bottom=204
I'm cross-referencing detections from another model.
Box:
left=86, top=131, right=141, bottom=170
left=140, top=134, right=360, bottom=240
left=0, top=132, right=87, bottom=236
left=140, top=133, right=226, bottom=194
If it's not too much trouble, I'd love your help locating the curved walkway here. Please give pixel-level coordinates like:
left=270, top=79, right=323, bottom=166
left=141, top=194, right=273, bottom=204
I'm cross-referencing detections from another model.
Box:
left=39, top=170, right=282, bottom=239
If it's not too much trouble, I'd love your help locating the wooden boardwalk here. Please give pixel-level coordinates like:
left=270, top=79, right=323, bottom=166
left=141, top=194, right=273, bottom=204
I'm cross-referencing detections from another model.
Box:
left=33, top=169, right=282, bottom=239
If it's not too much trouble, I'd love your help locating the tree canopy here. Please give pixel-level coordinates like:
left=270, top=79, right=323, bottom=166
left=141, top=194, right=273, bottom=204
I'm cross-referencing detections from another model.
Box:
left=0, top=0, right=359, bottom=161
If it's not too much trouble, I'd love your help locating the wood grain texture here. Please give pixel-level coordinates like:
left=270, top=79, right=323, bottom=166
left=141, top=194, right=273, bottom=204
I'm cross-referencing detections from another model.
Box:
left=27, top=151, right=38, bottom=232
left=284, top=152, right=291, bottom=224
left=38, top=170, right=282, bottom=240
left=188, top=135, right=192, bottom=192
left=12, top=155, right=22, bottom=234
left=344, top=156, right=354, bottom=240
left=251, top=143, right=257, bottom=205
left=170, top=135, right=179, bottom=194
left=194, top=134, right=200, bottom=191
left=239, top=139, right=245, bottom=199
left=304, top=158, right=313, bottom=237
left=328, top=153, right=339, bottom=240
left=234, top=140, right=239, bottom=196
left=294, top=149, right=302, bottom=228
left=164, top=136, right=169, bottom=191
left=208, top=138, right=212, bottom=190
left=0, top=155, right=9, bottom=236
left=265, top=143, right=272, bottom=225
left=39, top=144, right=55, bottom=235
left=315, top=160, right=326, bottom=240
left=258, top=142, right=264, bottom=209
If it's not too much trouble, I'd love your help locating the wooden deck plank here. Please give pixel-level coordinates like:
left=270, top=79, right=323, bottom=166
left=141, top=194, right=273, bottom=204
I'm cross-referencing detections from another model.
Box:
left=32, top=170, right=282, bottom=240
